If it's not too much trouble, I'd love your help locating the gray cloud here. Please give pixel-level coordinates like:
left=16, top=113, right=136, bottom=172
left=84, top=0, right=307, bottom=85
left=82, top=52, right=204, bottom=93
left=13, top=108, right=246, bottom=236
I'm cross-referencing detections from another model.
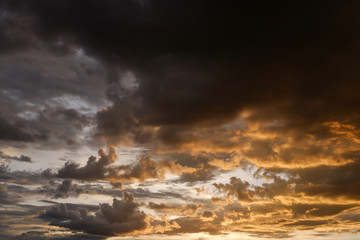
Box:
left=0, top=151, right=32, bottom=162
left=41, top=179, right=84, bottom=199
left=0, top=117, right=35, bottom=142
left=57, top=147, right=117, bottom=181
left=40, top=191, right=147, bottom=236
left=0, top=47, right=106, bottom=149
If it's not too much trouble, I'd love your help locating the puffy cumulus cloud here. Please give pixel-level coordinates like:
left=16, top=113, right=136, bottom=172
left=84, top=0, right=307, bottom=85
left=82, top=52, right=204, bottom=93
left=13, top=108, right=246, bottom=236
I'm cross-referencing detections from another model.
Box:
left=53, top=147, right=216, bottom=183
left=53, top=148, right=170, bottom=182
left=40, top=191, right=148, bottom=236
left=0, top=151, right=32, bottom=162
left=57, top=147, right=117, bottom=181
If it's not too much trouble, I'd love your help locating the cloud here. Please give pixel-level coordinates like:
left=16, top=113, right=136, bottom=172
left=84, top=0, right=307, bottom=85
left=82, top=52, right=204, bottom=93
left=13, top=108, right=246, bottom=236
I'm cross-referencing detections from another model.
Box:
left=53, top=148, right=187, bottom=183
left=118, top=155, right=161, bottom=182
left=110, top=181, right=123, bottom=189
left=0, top=164, right=44, bottom=185
left=16, top=231, right=49, bottom=240
left=0, top=46, right=106, bottom=149
left=148, top=202, right=201, bottom=216
left=41, top=179, right=84, bottom=199
left=0, top=0, right=358, bottom=150
left=40, top=191, right=147, bottom=236
left=1, top=1, right=360, bottom=239
left=201, top=211, right=214, bottom=219
left=166, top=216, right=221, bottom=235
left=15, top=231, right=106, bottom=240
left=57, top=147, right=117, bottom=181
left=0, top=151, right=32, bottom=162
left=54, top=148, right=165, bottom=182
left=0, top=117, right=35, bottom=142
left=255, top=153, right=360, bottom=200
left=214, top=177, right=254, bottom=202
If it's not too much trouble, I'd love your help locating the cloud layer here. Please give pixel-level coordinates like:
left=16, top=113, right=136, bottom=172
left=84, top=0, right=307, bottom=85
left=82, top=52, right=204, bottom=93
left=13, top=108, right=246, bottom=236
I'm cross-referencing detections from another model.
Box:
left=1, top=1, right=360, bottom=239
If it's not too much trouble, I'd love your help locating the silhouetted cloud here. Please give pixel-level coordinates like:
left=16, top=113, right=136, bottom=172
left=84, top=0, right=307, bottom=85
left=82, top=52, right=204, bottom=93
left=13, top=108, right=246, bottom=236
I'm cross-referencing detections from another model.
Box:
left=0, top=151, right=32, bottom=162
left=57, top=147, right=117, bottom=181
left=40, top=192, right=147, bottom=236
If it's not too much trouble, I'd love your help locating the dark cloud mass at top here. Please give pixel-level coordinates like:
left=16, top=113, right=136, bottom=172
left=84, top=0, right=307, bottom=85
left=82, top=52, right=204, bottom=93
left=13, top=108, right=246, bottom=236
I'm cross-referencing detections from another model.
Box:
left=1, top=0, right=360, bottom=142
left=1, top=1, right=360, bottom=239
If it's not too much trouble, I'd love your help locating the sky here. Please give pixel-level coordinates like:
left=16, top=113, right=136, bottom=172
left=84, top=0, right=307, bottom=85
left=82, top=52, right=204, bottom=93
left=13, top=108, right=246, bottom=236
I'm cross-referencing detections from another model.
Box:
left=0, top=1, right=360, bottom=239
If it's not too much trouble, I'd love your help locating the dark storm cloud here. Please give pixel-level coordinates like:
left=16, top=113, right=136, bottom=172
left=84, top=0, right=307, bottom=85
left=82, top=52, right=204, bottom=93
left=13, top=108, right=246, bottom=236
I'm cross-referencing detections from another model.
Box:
left=0, top=39, right=106, bottom=149
left=0, top=117, right=35, bottom=142
left=40, top=192, right=148, bottom=236
left=2, top=0, right=360, bottom=195
left=0, top=50, right=106, bottom=108
left=0, top=6, right=37, bottom=53
left=1, top=0, right=360, bottom=147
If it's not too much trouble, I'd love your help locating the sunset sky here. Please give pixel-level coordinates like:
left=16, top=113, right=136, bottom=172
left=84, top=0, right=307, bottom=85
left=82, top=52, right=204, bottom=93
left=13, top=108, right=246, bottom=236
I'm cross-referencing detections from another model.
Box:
left=1, top=1, right=360, bottom=239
